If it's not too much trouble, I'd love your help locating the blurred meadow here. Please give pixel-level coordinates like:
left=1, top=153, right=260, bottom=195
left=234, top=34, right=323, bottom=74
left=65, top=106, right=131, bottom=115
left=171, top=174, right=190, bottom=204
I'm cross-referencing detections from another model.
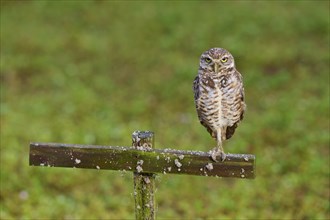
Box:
left=1, top=1, right=329, bottom=219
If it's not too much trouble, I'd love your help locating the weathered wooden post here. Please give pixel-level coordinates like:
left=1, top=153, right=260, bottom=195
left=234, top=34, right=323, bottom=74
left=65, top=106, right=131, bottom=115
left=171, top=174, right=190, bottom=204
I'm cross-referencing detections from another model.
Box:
left=29, top=130, right=256, bottom=219
left=132, top=131, right=156, bottom=220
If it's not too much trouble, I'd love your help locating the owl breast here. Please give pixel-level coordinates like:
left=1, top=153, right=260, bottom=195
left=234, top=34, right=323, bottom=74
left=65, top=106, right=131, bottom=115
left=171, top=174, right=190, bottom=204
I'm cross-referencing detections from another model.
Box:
left=194, top=71, right=245, bottom=140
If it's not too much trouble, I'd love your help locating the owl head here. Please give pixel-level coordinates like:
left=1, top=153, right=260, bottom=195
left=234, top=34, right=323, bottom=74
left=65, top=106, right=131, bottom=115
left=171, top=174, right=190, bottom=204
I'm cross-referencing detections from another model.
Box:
left=199, top=48, right=235, bottom=73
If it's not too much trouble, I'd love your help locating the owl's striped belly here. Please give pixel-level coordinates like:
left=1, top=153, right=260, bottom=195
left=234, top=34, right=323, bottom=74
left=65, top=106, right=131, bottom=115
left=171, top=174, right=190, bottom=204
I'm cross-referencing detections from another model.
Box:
left=198, top=84, right=225, bottom=133
left=197, top=76, right=243, bottom=138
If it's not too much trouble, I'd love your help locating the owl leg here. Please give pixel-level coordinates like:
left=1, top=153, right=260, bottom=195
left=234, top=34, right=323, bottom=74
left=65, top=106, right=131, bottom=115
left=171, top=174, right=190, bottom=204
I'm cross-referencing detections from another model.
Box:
left=210, top=130, right=226, bottom=162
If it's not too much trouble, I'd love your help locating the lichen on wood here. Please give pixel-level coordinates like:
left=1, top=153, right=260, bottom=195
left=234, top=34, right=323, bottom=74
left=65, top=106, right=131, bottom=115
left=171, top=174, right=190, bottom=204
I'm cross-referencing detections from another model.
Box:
left=132, top=131, right=156, bottom=220
left=30, top=142, right=255, bottom=179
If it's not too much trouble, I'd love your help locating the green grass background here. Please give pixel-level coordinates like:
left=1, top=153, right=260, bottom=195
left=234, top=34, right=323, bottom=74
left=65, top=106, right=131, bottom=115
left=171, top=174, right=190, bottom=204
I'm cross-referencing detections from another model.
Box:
left=1, top=1, right=329, bottom=219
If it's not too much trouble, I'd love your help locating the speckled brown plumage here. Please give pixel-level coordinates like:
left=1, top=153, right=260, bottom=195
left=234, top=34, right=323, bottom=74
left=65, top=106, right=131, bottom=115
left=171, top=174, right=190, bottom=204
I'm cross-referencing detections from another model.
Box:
left=193, top=48, right=246, bottom=161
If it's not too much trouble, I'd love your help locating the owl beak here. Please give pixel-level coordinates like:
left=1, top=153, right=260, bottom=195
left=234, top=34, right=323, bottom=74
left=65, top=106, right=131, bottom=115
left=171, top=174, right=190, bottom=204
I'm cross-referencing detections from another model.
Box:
left=214, top=63, right=219, bottom=73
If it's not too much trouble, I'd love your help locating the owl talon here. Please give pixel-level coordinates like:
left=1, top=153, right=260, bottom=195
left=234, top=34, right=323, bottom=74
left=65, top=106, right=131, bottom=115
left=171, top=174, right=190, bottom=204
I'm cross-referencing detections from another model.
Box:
left=210, top=148, right=226, bottom=162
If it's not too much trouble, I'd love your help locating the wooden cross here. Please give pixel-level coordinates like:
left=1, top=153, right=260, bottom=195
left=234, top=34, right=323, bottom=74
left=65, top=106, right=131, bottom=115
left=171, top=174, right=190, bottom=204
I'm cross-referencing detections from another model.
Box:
left=29, top=131, right=255, bottom=220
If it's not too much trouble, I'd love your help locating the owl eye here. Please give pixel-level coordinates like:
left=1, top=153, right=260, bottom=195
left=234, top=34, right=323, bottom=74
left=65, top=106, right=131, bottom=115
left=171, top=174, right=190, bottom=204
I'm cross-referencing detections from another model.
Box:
left=221, top=57, right=228, bottom=63
left=204, top=57, right=212, bottom=63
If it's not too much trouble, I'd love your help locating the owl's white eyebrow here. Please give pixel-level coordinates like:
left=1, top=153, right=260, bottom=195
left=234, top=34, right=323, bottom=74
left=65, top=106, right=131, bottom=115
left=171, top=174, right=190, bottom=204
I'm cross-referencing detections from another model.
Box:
left=203, top=56, right=212, bottom=60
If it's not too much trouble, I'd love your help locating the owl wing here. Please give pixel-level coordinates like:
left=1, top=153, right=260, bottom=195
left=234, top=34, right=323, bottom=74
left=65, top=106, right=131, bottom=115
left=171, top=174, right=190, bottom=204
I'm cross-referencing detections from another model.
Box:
left=193, top=75, right=215, bottom=138
left=225, top=73, right=246, bottom=140
left=193, top=75, right=200, bottom=101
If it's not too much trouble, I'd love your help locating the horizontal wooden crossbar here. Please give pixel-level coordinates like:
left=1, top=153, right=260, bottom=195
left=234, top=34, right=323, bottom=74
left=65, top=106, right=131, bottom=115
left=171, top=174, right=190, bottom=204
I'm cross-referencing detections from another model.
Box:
left=29, top=142, right=255, bottom=179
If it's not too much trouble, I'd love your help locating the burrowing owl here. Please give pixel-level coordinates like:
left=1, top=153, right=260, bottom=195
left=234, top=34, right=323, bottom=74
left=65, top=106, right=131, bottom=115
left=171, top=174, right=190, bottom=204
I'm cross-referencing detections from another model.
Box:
left=193, top=48, right=246, bottom=161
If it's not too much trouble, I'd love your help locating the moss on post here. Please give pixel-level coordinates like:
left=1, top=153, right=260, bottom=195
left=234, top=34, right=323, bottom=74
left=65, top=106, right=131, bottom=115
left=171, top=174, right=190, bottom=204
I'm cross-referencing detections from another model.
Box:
left=132, top=131, right=156, bottom=220
left=29, top=142, right=256, bottom=178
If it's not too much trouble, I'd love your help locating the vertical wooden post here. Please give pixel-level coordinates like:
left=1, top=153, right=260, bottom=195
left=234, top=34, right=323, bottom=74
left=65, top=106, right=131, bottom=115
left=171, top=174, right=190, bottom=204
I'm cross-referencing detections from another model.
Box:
left=132, top=131, right=156, bottom=220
